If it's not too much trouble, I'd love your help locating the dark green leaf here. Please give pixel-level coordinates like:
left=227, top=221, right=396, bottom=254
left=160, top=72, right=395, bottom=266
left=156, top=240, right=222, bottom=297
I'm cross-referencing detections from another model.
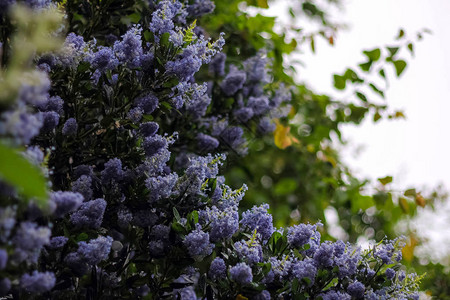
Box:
left=387, top=47, right=399, bottom=57
left=369, top=83, right=385, bottom=98
left=378, top=176, right=393, bottom=185
left=404, top=188, right=417, bottom=197
left=393, top=60, right=407, bottom=76
left=407, top=43, right=414, bottom=55
left=356, top=92, right=367, bottom=102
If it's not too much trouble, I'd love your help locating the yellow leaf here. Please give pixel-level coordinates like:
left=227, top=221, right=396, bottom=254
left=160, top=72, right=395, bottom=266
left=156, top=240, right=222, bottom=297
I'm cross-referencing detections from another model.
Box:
left=273, top=120, right=299, bottom=149
left=402, top=235, right=418, bottom=262
left=256, top=0, right=269, bottom=8
left=236, top=295, right=248, bottom=300
left=415, top=193, right=426, bottom=207
left=399, top=197, right=409, bottom=213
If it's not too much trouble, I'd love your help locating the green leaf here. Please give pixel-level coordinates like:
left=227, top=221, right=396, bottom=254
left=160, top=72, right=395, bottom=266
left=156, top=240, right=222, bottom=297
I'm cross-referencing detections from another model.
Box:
left=369, top=83, right=385, bottom=98
left=310, top=36, right=315, bottom=53
left=358, top=61, right=372, bottom=72
left=274, top=178, right=298, bottom=196
left=396, top=28, right=405, bottom=40
left=379, top=68, right=387, bottom=80
left=393, top=60, right=407, bottom=76
left=0, top=142, right=48, bottom=207
left=333, top=75, right=346, bottom=90
left=378, top=176, right=393, bottom=185
left=374, top=111, right=382, bottom=122
left=363, top=48, right=381, bottom=61
left=173, top=207, right=181, bottom=222
left=404, top=188, right=417, bottom=197
left=407, top=43, right=414, bottom=55
left=387, top=47, right=399, bottom=57
left=356, top=92, right=367, bottom=102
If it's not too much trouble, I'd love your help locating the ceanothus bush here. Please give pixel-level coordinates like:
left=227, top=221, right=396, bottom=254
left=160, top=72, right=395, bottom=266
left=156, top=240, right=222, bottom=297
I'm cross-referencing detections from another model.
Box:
left=0, top=0, right=422, bottom=299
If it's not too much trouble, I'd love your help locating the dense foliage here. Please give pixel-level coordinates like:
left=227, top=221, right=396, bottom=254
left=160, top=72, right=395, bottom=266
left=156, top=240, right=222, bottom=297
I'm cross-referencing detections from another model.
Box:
left=0, top=0, right=425, bottom=299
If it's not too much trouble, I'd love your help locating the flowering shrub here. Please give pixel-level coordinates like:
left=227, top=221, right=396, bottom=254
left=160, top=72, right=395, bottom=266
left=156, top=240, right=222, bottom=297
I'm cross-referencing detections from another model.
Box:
left=0, top=0, right=422, bottom=299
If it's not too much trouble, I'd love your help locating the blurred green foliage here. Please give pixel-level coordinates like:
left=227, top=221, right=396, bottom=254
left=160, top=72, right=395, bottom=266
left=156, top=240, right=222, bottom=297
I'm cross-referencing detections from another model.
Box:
left=199, top=0, right=449, bottom=296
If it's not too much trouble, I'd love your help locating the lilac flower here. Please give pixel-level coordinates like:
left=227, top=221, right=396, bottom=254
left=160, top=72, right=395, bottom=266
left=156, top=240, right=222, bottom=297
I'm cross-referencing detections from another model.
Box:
left=70, top=198, right=107, bottom=229
left=209, top=52, right=226, bottom=76
left=287, top=222, right=321, bottom=249
left=385, top=268, right=396, bottom=280
left=65, top=32, right=85, bottom=50
left=248, top=96, right=270, bottom=115
left=51, top=191, right=84, bottom=218
left=71, top=175, right=93, bottom=201
left=347, top=281, right=365, bottom=298
left=47, top=236, right=68, bottom=250
left=234, top=107, right=254, bottom=123
left=37, top=95, right=64, bottom=115
left=0, top=207, right=16, bottom=242
left=221, top=65, right=246, bottom=96
left=149, top=0, right=180, bottom=36
left=127, top=107, right=143, bottom=123
left=13, top=221, right=51, bottom=264
left=62, top=118, right=78, bottom=136
left=229, top=263, right=253, bottom=285
left=166, top=46, right=203, bottom=82
left=318, top=290, right=351, bottom=300
left=77, top=236, right=113, bottom=265
left=143, top=134, right=168, bottom=157
left=145, top=173, right=179, bottom=202
left=185, top=83, right=211, bottom=118
left=40, top=111, right=60, bottom=132
left=173, top=287, right=197, bottom=300
left=187, top=0, right=215, bottom=17
left=0, top=278, right=11, bottom=296
left=18, top=70, right=51, bottom=106
left=197, top=133, right=219, bottom=152
left=200, top=206, right=239, bottom=241
left=24, top=146, right=44, bottom=165
left=184, top=226, right=214, bottom=259
left=313, top=242, right=334, bottom=267
left=74, top=164, right=93, bottom=179
left=114, top=25, right=143, bottom=67
left=0, top=249, right=7, bottom=270
left=255, top=290, right=271, bottom=300
left=140, top=122, right=159, bottom=137
left=292, top=258, right=317, bottom=285
left=90, top=46, right=119, bottom=73
left=135, top=94, right=159, bottom=114
left=240, top=204, right=274, bottom=240
left=101, top=158, right=124, bottom=184
left=20, top=271, right=55, bottom=293
left=220, top=126, right=245, bottom=149
left=244, top=53, right=269, bottom=83
left=209, top=257, right=226, bottom=279
left=117, top=207, right=133, bottom=228
left=334, top=244, right=360, bottom=278
left=0, top=109, right=43, bottom=145
left=64, top=252, right=89, bottom=276
left=234, top=240, right=263, bottom=265
left=269, top=256, right=293, bottom=281
left=22, top=0, right=52, bottom=9
left=132, top=209, right=158, bottom=227
left=398, top=271, right=406, bottom=282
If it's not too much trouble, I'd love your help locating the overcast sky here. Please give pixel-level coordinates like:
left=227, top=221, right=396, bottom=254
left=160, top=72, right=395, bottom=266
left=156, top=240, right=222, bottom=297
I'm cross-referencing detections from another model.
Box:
left=265, top=0, right=450, bottom=263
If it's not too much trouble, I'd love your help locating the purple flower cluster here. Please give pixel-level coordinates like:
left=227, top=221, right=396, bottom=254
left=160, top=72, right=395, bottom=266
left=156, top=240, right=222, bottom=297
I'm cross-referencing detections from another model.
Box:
left=0, top=0, right=421, bottom=298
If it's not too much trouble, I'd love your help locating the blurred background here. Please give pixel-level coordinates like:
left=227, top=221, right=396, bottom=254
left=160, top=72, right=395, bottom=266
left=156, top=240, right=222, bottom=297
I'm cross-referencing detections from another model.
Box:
left=202, top=0, right=450, bottom=297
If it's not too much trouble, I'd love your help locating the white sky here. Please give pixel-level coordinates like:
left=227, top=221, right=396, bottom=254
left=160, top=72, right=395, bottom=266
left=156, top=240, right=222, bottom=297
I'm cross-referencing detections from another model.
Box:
left=263, top=0, right=450, bottom=263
